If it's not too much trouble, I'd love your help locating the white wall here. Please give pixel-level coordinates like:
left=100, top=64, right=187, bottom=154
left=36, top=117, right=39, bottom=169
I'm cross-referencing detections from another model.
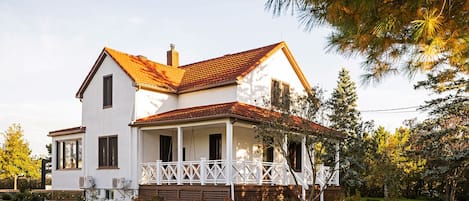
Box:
left=80, top=55, right=137, bottom=189
left=135, top=89, right=178, bottom=119
left=51, top=133, right=84, bottom=190
left=140, top=124, right=281, bottom=163
left=178, top=85, right=237, bottom=109
left=141, top=129, right=177, bottom=162
left=237, top=49, right=306, bottom=108
left=182, top=125, right=225, bottom=161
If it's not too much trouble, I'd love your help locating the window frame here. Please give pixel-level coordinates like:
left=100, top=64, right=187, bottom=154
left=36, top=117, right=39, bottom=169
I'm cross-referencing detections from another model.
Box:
left=98, top=135, right=118, bottom=169
left=56, top=138, right=82, bottom=170
left=103, top=74, right=113, bottom=108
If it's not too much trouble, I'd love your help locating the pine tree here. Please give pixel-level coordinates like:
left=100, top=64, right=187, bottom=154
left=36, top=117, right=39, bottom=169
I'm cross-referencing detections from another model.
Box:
left=0, top=124, right=39, bottom=190
left=328, top=68, right=360, bottom=137
left=265, top=0, right=469, bottom=85
left=328, top=68, right=364, bottom=195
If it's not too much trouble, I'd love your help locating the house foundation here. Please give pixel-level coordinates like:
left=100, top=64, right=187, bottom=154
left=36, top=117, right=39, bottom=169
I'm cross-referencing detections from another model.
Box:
left=138, top=184, right=342, bottom=201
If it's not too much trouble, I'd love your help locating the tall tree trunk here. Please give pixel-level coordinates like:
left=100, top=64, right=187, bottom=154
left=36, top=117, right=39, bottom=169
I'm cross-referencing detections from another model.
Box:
left=13, top=175, right=17, bottom=191
left=384, top=183, right=388, bottom=199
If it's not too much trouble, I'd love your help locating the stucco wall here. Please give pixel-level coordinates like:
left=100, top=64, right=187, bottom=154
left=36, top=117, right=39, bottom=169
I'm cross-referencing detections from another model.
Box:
left=135, top=89, right=178, bottom=119
left=79, top=55, right=137, bottom=189
left=237, top=49, right=306, bottom=108
left=178, top=85, right=237, bottom=109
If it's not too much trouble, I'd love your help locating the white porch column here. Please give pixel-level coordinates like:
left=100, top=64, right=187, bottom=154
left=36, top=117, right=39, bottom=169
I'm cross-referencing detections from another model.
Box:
left=282, top=134, right=288, bottom=185
left=225, top=120, right=233, bottom=185
left=335, top=141, right=340, bottom=186
left=301, top=136, right=307, bottom=201
left=177, top=126, right=183, bottom=185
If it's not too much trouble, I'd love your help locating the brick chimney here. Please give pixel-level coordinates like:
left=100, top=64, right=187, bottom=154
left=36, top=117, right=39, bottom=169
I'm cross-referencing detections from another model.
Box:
left=166, top=43, right=179, bottom=67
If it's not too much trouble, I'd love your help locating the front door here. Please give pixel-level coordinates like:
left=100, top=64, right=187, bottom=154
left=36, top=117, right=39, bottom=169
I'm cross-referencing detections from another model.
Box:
left=209, top=134, right=222, bottom=160
left=160, top=135, right=172, bottom=162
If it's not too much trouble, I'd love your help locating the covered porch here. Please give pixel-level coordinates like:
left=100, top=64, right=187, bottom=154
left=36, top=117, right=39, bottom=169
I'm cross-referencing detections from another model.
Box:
left=133, top=102, right=341, bottom=200
left=137, top=119, right=339, bottom=198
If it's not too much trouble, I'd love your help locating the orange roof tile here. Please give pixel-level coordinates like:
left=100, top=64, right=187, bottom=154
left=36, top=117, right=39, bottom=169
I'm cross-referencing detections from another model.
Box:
left=104, top=47, right=185, bottom=92
left=76, top=41, right=312, bottom=97
left=134, top=102, right=342, bottom=138
left=178, top=42, right=283, bottom=92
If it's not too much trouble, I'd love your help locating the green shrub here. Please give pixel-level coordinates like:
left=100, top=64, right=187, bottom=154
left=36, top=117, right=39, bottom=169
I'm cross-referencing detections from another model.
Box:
left=345, top=193, right=361, bottom=201
left=1, top=193, right=13, bottom=200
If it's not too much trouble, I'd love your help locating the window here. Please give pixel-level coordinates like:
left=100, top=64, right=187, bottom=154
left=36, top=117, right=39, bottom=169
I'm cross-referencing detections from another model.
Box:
left=288, top=141, right=302, bottom=172
left=56, top=139, right=82, bottom=169
left=105, top=190, right=114, bottom=200
left=98, top=136, right=118, bottom=168
left=271, top=79, right=290, bottom=109
left=103, top=75, right=112, bottom=108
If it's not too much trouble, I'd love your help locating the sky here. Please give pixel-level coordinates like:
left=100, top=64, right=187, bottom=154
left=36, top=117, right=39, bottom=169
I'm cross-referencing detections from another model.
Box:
left=0, top=1, right=431, bottom=156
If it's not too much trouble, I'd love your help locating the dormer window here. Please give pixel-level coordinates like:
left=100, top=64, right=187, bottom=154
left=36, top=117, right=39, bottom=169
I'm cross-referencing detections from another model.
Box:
left=103, top=75, right=112, bottom=108
left=271, top=79, right=290, bottom=110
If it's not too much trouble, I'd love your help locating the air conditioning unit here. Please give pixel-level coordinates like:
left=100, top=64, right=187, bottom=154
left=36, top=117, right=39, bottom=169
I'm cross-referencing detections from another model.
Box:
left=79, top=176, right=94, bottom=189
left=112, top=178, right=130, bottom=189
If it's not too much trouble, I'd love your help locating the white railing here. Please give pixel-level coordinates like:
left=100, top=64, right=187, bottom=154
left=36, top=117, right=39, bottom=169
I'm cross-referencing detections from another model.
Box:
left=231, top=161, right=285, bottom=185
left=140, top=159, right=338, bottom=186
left=304, top=164, right=339, bottom=186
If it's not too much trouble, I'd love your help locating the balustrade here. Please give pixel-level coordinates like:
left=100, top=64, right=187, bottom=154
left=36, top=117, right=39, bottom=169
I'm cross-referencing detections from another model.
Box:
left=140, top=159, right=338, bottom=186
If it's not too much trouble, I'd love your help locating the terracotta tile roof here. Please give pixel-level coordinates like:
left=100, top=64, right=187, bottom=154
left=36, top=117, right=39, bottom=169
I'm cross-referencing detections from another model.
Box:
left=177, top=42, right=283, bottom=92
left=134, top=102, right=341, bottom=138
left=104, top=47, right=185, bottom=92
left=48, top=126, right=86, bottom=137
left=76, top=41, right=311, bottom=97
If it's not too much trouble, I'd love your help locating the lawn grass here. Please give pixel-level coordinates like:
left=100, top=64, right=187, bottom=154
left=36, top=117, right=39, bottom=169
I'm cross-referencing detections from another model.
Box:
left=361, top=197, right=429, bottom=201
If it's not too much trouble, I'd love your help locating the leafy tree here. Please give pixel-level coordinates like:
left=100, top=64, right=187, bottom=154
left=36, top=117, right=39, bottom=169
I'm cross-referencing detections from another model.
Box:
left=256, top=88, right=341, bottom=201
left=0, top=124, right=40, bottom=190
left=265, top=0, right=469, bottom=85
left=365, top=127, right=423, bottom=200
left=327, top=68, right=365, bottom=194
left=408, top=94, right=468, bottom=201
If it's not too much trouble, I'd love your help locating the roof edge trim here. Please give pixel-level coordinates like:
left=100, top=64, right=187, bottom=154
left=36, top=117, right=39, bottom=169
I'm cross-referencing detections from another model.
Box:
left=76, top=50, right=108, bottom=98
left=48, top=126, right=86, bottom=137
left=280, top=45, right=313, bottom=94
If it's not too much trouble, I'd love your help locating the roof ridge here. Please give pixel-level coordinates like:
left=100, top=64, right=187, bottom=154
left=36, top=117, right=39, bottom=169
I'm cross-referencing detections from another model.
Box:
left=139, top=101, right=240, bottom=119
left=179, top=42, right=283, bottom=68
left=104, top=47, right=174, bottom=68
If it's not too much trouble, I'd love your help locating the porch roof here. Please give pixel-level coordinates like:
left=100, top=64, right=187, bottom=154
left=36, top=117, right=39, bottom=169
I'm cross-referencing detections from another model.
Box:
left=48, top=126, right=86, bottom=137
left=133, top=102, right=343, bottom=138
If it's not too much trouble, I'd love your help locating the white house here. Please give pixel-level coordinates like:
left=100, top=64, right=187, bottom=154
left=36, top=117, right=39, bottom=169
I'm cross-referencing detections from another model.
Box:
left=48, top=42, right=341, bottom=201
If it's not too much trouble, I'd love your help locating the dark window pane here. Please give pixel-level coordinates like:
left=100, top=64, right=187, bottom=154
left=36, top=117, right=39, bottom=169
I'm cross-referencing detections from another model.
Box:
left=281, top=83, right=290, bottom=109
left=99, top=137, right=108, bottom=167
left=109, top=136, right=118, bottom=167
left=103, top=75, right=112, bottom=107
left=295, top=142, right=302, bottom=171
left=56, top=141, right=63, bottom=169
left=288, top=141, right=302, bottom=172
left=271, top=80, right=280, bottom=106
left=209, top=134, right=222, bottom=160
left=160, top=135, right=172, bottom=162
